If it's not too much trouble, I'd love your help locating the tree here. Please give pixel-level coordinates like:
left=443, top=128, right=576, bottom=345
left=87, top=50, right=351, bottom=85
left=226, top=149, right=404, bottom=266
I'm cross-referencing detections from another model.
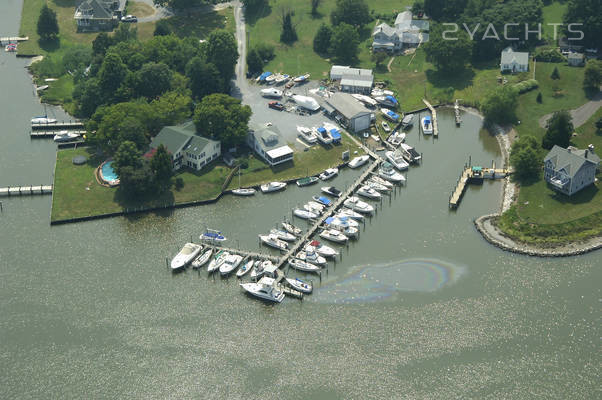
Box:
left=118, top=163, right=156, bottom=197
left=313, top=23, right=332, bottom=54
left=185, top=57, right=223, bottom=100
left=113, top=23, right=137, bottom=44
left=596, top=117, right=602, bottom=134
left=423, top=25, right=472, bottom=72
left=98, top=53, right=128, bottom=100
left=330, top=0, right=371, bottom=27
left=550, top=66, right=560, bottom=80
left=62, top=46, right=93, bottom=74
left=372, top=51, right=387, bottom=67
left=193, top=94, right=252, bottom=148
left=509, top=135, right=541, bottom=182
left=536, top=92, right=542, bottom=103
left=154, top=20, right=172, bottom=36
left=280, top=10, right=298, bottom=44
left=411, top=1, right=425, bottom=14
left=424, top=0, right=467, bottom=21
left=204, top=30, right=238, bottom=89
left=242, top=0, right=268, bottom=12
left=246, top=49, right=263, bottom=75
left=113, top=141, right=142, bottom=178
left=481, top=86, right=519, bottom=125
left=311, top=0, right=321, bottom=16
left=135, top=62, right=173, bottom=99
left=329, top=23, right=359, bottom=64
left=542, top=111, right=573, bottom=149
left=149, top=91, right=193, bottom=132
left=563, top=0, right=601, bottom=50
left=583, top=60, right=602, bottom=89
left=37, top=5, right=59, bottom=41
left=150, top=144, right=173, bottom=192
left=74, top=77, right=103, bottom=118
left=93, top=33, right=113, bottom=56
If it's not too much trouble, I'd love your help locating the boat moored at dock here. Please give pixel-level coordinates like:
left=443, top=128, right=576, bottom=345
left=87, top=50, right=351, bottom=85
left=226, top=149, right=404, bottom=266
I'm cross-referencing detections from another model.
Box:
left=385, top=150, right=409, bottom=171
left=296, top=176, right=319, bottom=187
left=321, top=186, right=342, bottom=197
left=319, top=168, right=338, bottom=181
left=421, top=115, right=433, bottom=135
left=399, top=143, right=421, bottom=163
left=240, top=277, right=285, bottom=303
left=219, top=254, right=243, bottom=276
left=305, top=240, right=339, bottom=258
left=319, top=229, right=349, bottom=243
left=270, top=229, right=296, bottom=242
left=259, top=234, right=288, bottom=250
left=236, top=258, right=255, bottom=277
left=293, top=209, right=318, bottom=220
left=378, top=162, right=406, bottom=184
left=343, top=196, right=375, bottom=214
left=356, top=185, right=382, bottom=200
left=261, top=181, right=286, bottom=193
left=192, top=248, right=213, bottom=269
left=207, top=251, right=229, bottom=273
left=348, top=155, right=370, bottom=169
left=281, top=221, right=302, bottom=236
left=170, top=243, right=202, bottom=270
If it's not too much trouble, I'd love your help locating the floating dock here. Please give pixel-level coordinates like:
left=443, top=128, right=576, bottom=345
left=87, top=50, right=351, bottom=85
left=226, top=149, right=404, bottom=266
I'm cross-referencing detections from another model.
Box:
left=454, top=100, right=462, bottom=126
left=208, top=245, right=280, bottom=263
left=449, top=161, right=508, bottom=208
left=0, top=185, right=52, bottom=197
left=30, top=130, right=85, bottom=139
left=422, top=99, right=438, bottom=137
left=0, top=36, right=28, bottom=43
left=31, top=121, right=84, bottom=130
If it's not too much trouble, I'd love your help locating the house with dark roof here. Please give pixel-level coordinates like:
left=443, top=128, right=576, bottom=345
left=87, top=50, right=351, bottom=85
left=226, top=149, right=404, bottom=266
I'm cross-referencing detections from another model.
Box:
left=147, top=121, right=221, bottom=171
left=544, top=145, right=599, bottom=196
left=74, top=0, right=125, bottom=32
left=325, top=93, right=372, bottom=133
left=329, top=66, right=374, bottom=94
left=372, top=11, right=428, bottom=52
left=500, top=47, right=529, bottom=73
left=247, top=124, right=294, bottom=166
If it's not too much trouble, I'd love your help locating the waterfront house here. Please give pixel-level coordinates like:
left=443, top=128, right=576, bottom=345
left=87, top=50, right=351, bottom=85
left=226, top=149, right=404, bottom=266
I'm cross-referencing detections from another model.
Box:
left=371, top=11, right=426, bottom=52
left=247, top=124, right=294, bottom=166
left=500, top=47, right=529, bottom=73
left=329, top=66, right=373, bottom=94
left=74, top=0, right=125, bottom=32
left=543, top=145, right=599, bottom=196
left=325, top=93, right=372, bottom=133
left=567, top=52, right=585, bottom=67
left=146, top=121, right=221, bottom=171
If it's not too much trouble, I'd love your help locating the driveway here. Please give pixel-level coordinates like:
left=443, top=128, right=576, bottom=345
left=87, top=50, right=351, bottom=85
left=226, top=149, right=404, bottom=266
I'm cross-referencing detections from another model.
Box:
left=538, top=89, right=602, bottom=129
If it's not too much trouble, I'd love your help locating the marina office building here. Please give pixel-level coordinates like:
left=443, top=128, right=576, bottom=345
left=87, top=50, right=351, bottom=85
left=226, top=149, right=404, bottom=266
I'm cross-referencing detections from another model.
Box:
left=247, top=123, right=294, bottom=166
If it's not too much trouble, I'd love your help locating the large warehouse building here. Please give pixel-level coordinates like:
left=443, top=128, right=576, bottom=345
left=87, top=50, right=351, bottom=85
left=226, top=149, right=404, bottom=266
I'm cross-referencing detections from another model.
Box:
left=325, top=93, right=373, bottom=133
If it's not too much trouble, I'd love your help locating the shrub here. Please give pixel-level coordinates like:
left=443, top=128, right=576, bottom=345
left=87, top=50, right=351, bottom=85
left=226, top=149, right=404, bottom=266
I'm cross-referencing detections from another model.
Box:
left=174, top=177, right=184, bottom=190
left=534, top=48, right=565, bottom=62
left=513, top=79, right=539, bottom=94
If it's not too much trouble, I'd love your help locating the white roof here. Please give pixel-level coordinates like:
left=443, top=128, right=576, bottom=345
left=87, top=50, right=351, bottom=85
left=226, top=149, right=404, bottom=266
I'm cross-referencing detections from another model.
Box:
left=266, top=145, right=293, bottom=159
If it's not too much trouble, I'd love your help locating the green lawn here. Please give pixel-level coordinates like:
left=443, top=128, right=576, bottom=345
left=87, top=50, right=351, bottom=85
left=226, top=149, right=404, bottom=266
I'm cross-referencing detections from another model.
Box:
left=228, top=134, right=363, bottom=189
left=542, top=1, right=568, bottom=43
left=126, top=1, right=155, bottom=18
left=51, top=148, right=230, bottom=221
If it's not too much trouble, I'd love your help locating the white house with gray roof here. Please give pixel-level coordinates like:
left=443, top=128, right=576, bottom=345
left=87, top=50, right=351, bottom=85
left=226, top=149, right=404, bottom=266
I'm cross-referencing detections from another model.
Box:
left=500, top=47, right=529, bottom=73
left=330, top=66, right=373, bottom=94
left=247, top=124, right=294, bottom=166
left=147, top=121, right=221, bottom=171
left=543, top=145, right=599, bottom=196
left=372, top=11, right=427, bottom=52
left=74, top=0, right=125, bottom=32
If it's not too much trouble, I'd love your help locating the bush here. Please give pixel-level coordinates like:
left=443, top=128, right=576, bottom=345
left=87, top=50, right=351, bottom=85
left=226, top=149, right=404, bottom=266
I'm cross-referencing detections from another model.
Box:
left=550, top=66, right=560, bottom=80
left=175, top=177, right=184, bottom=190
left=534, top=48, right=565, bottom=62
left=513, top=79, right=539, bottom=94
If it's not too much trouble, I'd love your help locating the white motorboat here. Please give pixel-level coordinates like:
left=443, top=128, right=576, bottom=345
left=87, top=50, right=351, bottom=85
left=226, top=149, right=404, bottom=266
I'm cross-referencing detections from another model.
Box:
left=351, top=93, right=378, bottom=107
left=369, top=175, right=394, bottom=188
left=319, top=168, right=338, bottom=181
left=329, top=215, right=359, bottom=228
left=296, top=176, right=319, bottom=187
left=319, top=229, right=349, bottom=243
left=261, top=87, right=283, bottom=98
left=251, top=260, right=278, bottom=280
left=288, top=259, right=321, bottom=273
left=53, top=131, right=81, bottom=142
left=401, top=114, right=414, bottom=128
left=274, top=74, right=290, bottom=85
left=357, top=185, right=382, bottom=200
left=380, top=107, right=400, bottom=122
left=264, top=73, right=277, bottom=84
left=312, top=195, right=332, bottom=207
left=324, top=217, right=359, bottom=239
left=385, top=150, right=410, bottom=171
left=381, top=121, right=391, bottom=132
left=259, top=234, right=288, bottom=250
left=285, top=277, right=313, bottom=293
left=343, top=196, right=374, bottom=214
left=303, top=203, right=323, bottom=216
left=293, top=73, right=310, bottom=83
left=231, top=188, right=256, bottom=196
left=337, top=207, right=364, bottom=221
left=399, top=142, right=421, bottom=163
left=207, top=251, right=229, bottom=273
left=236, top=258, right=255, bottom=277
left=366, top=179, right=391, bottom=192
left=191, top=248, right=212, bottom=269
left=292, top=94, right=320, bottom=111
left=379, top=162, right=406, bottom=184
left=261, top=181, right=286, bottom=193
left=371, top=89, right=394, bottom=97
left=31, top=116, right=57, bottom=124
left=297, top=126, right=318, bottom=144
left=200, top=229, right=227, bottom=242
left=240, top=277, right=285, bottom=303
left=306, top=240, right=339, bottom=258
left=348, top=155, right=370, bottom=169
left=36, top=85, right=49, bottom=91
left=321, top=186, right=342, bottom=197
left=219, top=254, right=243, bottom=276
left=170, top=242, right=202, bottom=270
left=269, top=228, right=296, bottom=242
left=314, top=126, right=333, bottom=145
left=370, top=134, right=380, bottom=142
left=281, top=221, right=302, bottom=236
left=387, top=131, right=406, bottom=146
left=293, top=209, right=317, bottom=220
left=421, top=115, right=433, bottom=134
left=296, top=248, right=327, bottom=266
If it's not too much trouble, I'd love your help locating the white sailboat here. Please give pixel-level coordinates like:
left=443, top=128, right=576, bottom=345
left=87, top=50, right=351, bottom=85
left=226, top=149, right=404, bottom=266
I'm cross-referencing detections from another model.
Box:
left=236, top=258, right=255, bottom=277
left=170, top=243, right=202, bottom=270
left=231, top=170, right=256, bottom=196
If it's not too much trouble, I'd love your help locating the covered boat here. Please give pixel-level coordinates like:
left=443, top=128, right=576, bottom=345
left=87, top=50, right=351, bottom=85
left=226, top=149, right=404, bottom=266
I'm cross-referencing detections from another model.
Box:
left=292, top=95, right=320, bottom=111
left=421, top=115, right=433, bottom=134
left=200, top=229, right=227, bottom=242
left=314, top=126, right=333, bottom=145
left=260, top=87, right=283, bottom=98
left=380, top=108, right=400, bottom=122
left=348, top=155, right=370, bottom=169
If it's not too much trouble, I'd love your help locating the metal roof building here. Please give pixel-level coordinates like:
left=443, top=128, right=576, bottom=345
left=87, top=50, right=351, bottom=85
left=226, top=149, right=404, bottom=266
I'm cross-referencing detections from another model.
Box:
left=325, top=93, right=372, bottom=133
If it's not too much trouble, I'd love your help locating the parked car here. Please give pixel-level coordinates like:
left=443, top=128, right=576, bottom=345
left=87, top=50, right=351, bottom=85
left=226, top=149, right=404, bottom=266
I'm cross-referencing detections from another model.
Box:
left=121, top=15, right=137, bottom=22
left=268, top=101, right=284, bottom=111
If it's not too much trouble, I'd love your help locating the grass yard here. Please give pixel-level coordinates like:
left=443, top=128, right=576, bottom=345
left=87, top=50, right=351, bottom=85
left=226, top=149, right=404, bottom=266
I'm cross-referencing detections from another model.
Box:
left=51, top=148, right=230, bottom=221
left=38, top=74, right=76, bottom=115
left=126, top=1, right=155, bottom=18
left=227, top=134, right=363, bottom=189
left=542, top=1, right=568, bottom=43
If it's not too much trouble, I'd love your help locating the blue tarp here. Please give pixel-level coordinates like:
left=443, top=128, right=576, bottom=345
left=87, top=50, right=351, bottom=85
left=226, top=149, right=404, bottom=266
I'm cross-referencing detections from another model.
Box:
left=385, top=95, right=398, bottom=105
left=424, top=116, right=431, bottom=122
left=259, top=71, right=272, bottom=81
left=330, top=129, right=341, bottom=141
left=318, top=196, right=331, bottom=205
left=325, top=217, right=334, bottom=224
left=387, top=111, right=400, bottom=121
left=317, top=127, right=326, bottom=134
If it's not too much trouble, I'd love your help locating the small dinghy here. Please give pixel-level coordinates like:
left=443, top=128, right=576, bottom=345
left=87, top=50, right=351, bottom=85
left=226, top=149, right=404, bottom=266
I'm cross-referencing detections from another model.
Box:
left=219, top=254, right=243, bottom=276
left=259, top=234, right=288, bottom=250
left=192, top=248, right=212, bottom=269
left=281, top=221, right=302, bottom=236
left=171, top=242, right=202, bottom=270
left=306, top=240, right=339, bottom=258
left=312, top=195, right=332, bottom=207
left=321, top=186, right=342, bottom=197
left=343, top=196, right=375, bottom=214
left=288, top=259, right=321, bottom=273
left=285, top=277, right=313, bottom=293
left=348, top=155, right=370, bottom=169
left=237, top=258, right=255, bottom=277
left=381, top=121, right=391, bottom=132
left=294, top=209, right=317, bottom=220
left=319, top=229, right=349, bottom=244
left=319, top=168, right=338, bottom=181
left=207, top=251, right=229, bottom=273
left=270, top=228, right=296, bottom=242
left=357, top=185, right=382, bottom=200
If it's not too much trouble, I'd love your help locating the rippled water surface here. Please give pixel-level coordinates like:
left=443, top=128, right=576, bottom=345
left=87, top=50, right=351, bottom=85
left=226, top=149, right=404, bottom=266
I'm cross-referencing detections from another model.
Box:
left=0, top=2, right=599, bottom=398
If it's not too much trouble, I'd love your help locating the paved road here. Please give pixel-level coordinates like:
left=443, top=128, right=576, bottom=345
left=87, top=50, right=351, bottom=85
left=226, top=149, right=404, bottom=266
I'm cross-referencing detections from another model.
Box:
left=538, top=89, right=602, bottom=129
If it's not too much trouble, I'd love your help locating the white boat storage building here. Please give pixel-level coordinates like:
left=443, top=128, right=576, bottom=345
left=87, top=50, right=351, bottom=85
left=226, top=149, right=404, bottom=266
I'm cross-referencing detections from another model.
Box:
left=247, top=123, right=294, bottom=166
left=329, top=65, right=374, bottom=94
left=325, top=93, right=372, bottom=133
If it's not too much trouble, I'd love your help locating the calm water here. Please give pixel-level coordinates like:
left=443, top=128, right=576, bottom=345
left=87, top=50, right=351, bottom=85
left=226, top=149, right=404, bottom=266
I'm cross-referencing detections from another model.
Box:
left=0, top=2, right=599, bottom=398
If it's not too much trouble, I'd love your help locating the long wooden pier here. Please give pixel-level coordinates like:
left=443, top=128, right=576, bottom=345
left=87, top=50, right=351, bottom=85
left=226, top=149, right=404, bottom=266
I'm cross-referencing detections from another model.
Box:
left=449, top=162, right=509, bottom=208
left=422, top=99, right=438, bottom=137
left=30, top=130, right=85, bottom=138
left=0, top=36, right=28, bottom=43
left=449, top=167, right=471, bottom=208
left=0, top=185, right=52, bottom=197
left=209, top=245, right=280, bottom=263
left=31, top=121, right=84, bottom=130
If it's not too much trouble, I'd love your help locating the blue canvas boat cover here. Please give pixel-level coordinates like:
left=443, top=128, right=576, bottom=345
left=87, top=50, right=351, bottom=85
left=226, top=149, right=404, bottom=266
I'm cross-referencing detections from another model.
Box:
left=385, top=95, right=398, bottom=105
left=317, top=127, right=326, bottom=133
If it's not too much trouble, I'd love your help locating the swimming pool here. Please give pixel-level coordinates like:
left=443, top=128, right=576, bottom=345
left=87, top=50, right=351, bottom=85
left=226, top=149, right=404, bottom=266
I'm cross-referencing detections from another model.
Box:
left=100, top=161, right=119, bottom=185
